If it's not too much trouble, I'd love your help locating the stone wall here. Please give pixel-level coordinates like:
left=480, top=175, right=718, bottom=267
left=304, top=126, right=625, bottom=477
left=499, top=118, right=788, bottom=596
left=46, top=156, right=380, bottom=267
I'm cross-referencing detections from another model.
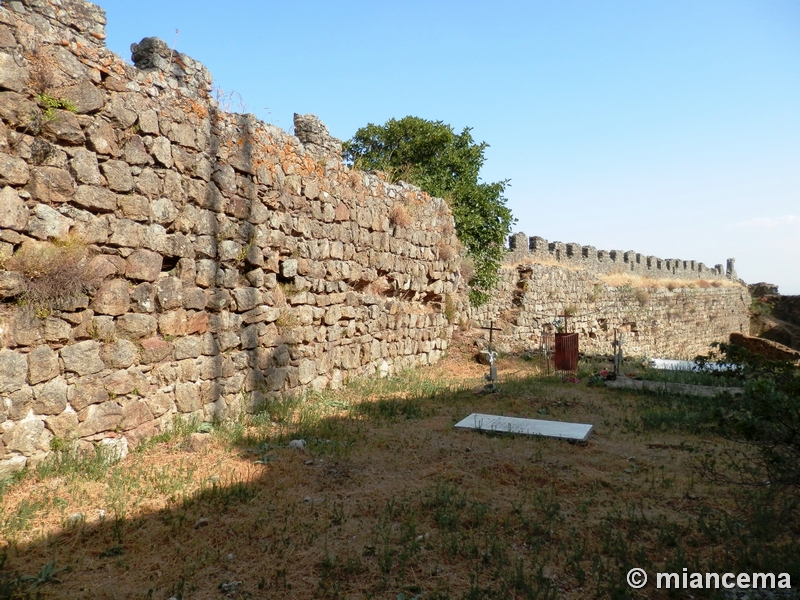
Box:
left=507, top=232, right=738, bottom=281
left=0, top=0, right=461, bottom=476
left=470, top=234, right=750, bottom=359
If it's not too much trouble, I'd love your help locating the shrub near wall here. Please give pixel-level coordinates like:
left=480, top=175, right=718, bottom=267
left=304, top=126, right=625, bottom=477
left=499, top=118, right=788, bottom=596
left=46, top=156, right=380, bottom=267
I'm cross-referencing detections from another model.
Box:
left=0, top=0, right=462, bottom=476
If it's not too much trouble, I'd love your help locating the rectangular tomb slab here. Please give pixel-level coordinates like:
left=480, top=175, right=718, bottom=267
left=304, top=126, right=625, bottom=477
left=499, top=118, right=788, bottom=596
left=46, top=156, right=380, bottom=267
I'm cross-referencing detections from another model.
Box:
left=454, top=413, right=593, bottom=441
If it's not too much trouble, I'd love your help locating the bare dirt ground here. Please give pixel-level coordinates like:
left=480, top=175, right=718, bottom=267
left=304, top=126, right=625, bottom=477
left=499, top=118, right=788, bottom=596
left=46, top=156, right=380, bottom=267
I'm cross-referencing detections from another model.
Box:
left=0, top=337, right=794, bottom=599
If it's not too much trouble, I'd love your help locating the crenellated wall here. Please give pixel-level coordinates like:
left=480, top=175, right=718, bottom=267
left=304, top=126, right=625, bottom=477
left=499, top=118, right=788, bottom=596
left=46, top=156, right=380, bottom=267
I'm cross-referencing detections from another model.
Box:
left=0, top=0, right=461, bottom=476
left=506, top=232, right=738, bottom=281
left=470, top=233, right=750, bottom=359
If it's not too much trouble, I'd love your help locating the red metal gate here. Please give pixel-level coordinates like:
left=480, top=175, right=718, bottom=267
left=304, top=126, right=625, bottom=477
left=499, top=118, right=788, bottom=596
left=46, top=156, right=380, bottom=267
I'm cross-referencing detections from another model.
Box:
left=554, top=333, right=579, bottom=372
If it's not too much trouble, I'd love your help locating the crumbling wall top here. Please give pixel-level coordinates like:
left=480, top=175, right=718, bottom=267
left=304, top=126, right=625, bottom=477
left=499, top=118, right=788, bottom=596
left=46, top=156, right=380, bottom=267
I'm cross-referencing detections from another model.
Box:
left=6, top=0, right=107, bottom=45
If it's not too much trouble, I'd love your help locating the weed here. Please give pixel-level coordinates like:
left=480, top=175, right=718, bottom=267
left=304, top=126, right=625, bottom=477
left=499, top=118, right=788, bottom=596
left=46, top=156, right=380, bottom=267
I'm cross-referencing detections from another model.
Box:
left=589, top=282, right=604, bottom=302
left=36, top=92, right=77, bottom=121
left=20, top=560, right=69, bottom=591
left=389, top=203, right=412, bottom=228
left=5, top=237, right=100, bottom=317
left=443, top=294, right=457, bottom=323
left=438, top=243, right=458, bottom=261
left=275, top=308, right=299, bottom=331
left=36, top=442, right=115, bottom=481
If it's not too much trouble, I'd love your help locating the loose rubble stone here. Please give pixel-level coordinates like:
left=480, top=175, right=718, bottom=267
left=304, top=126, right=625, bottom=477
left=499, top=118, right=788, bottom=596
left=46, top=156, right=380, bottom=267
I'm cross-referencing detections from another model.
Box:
left=187, top=432, right=212, bottom=452
left=98, top=436, right=128, bottom=462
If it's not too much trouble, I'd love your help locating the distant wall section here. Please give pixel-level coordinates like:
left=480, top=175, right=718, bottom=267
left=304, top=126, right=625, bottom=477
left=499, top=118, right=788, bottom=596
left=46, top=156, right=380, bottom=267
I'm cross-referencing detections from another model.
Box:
left=506, top=232, right=738, bottom=281
left=470, top=233, right=750, bottom=359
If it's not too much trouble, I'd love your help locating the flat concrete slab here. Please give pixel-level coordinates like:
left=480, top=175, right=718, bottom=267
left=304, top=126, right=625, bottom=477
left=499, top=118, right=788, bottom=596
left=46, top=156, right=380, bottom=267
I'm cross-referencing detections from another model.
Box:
left=606, top=376, right=742, bottom=397
left=454, top=413, right=593, bottom=441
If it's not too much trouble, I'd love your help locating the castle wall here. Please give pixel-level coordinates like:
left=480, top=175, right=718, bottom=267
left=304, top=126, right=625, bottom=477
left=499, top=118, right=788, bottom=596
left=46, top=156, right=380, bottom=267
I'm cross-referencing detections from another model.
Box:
left=470, top=234, right=750, bottom=359
left=0, top=0, right=460, bottom=476
left=506, top=232, right=738, bottom=281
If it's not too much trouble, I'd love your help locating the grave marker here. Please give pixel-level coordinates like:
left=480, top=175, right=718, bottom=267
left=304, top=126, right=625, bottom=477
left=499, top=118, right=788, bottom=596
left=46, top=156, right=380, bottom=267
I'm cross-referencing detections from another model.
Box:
left=455, top=413, right=593, bottom=441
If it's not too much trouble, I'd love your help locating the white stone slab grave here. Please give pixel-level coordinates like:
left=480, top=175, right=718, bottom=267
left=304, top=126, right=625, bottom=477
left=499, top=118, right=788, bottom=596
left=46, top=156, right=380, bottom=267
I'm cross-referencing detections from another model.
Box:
left=454, top=413, right=593, bottom=441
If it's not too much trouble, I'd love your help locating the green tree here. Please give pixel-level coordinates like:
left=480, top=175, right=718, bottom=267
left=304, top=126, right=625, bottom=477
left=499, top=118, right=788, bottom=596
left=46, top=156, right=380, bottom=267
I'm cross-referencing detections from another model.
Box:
left=343, top=116, right=514, bottom=306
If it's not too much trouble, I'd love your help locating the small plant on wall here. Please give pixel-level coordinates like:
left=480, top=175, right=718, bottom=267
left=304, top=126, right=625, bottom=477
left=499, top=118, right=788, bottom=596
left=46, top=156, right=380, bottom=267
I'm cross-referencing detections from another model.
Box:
left=4, top=237, right=100, bottom=318
left=388, top=203, right=412, bottom=229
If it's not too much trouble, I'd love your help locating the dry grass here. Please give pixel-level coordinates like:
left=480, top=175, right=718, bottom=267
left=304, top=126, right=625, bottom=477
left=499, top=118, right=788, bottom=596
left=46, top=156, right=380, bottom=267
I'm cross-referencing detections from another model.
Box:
left=599, top=272, right=738, bottom=291
left=438, top=243, right=458, bottom=261
left=0, top=346, right=796, bottom=599
left=388, top=204, right=412, bottom=229
left=4, top=237, right=100, bottom=317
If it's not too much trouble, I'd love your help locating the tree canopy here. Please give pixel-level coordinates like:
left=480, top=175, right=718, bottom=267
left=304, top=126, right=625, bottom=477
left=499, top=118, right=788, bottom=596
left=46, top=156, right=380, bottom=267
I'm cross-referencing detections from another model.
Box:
left=342, top=116, right=514, bottom=306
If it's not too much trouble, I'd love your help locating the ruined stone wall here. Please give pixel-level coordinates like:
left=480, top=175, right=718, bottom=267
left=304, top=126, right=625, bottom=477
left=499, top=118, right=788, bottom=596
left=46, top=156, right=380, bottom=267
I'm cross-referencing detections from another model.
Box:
left=0, top=0, right=461, bottom=476
left=506, top=232, right=738, bottom=281
left=471, top=234, right=750, bottom=359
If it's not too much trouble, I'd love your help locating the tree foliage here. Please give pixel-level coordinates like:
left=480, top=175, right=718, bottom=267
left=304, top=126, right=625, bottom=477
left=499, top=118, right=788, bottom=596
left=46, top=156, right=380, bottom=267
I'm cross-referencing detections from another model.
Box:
left=343, top=116, right=514, bottom=306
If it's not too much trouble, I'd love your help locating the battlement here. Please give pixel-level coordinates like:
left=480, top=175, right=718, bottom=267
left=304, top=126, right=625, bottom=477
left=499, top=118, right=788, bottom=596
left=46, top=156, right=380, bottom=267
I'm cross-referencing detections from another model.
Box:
left=506, top=232, right=737, bottom=281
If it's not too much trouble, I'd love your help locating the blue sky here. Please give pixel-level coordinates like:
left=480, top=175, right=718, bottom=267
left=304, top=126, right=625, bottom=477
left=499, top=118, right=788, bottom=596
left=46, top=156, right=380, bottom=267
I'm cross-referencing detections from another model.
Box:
left=100, top=0, right=800, bottom=294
